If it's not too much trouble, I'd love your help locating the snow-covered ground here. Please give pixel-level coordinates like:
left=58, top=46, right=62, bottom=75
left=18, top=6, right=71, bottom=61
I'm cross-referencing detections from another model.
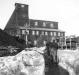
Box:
left=58, top=49, right=79, bottom=75
left=0, top=47, right=79, bottom=75
left=0, top=49, right=45, bottom=75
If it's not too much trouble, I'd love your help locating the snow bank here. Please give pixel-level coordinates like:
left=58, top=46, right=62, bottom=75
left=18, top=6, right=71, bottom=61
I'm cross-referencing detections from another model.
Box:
left=25, top=46, right=46, bottom=54
left=0, top=49, right=45, bottom=75
left=1, top=46, right=79, bottom=75
left=58, top=49, right=79, bottom=75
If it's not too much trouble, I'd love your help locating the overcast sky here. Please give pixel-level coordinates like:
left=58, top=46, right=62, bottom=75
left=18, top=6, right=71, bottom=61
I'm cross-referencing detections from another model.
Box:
left=0, top=0, right=79, bottom=36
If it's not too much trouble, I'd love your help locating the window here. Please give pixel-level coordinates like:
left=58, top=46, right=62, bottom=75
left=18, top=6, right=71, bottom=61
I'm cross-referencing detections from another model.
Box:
left=26, top=30, right=29, bottom=34
left=22, top=30, right=25, bottom=34
left=36, top=31, right=39, bottom=35
left=34, top=40, right=37, bottom=45
left=45, top=32, right=48, bottom=35
left=50, top=23, right=54, bottom=28
left=50, top=32, right=53, bottom=36
left=35, top=22, right=38, bottom=26
left=32, top=31, right=35, bottom=35
left=54, top=32, right=56, bottom=36
left=43, top=22, right=46, bottom=27
left=21, top=5, right=25, bottom=8
left=58, top=32, right=60, bottom=36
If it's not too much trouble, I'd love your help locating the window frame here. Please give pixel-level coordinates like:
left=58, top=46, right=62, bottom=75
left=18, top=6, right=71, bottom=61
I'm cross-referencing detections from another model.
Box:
left=58, top=32, right=60, bottom=36
left=32, top=31, right=35, bottom=35
left=50, top=23, right=54, bottom=28
left=36, top=31, right=39, bottom=35
left=43, top=22, right=46, bottom=27
left=35, top=21, right=38, bottom=26
left=54, top=32, right=56, bottom=36
left=45, top=32, right=48, bottom=35
left=50, top=32, right=53, bottom=36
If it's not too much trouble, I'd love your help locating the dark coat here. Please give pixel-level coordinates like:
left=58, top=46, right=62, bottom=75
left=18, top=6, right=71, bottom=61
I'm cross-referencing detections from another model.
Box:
left=46, top=41, right=58, bottom=50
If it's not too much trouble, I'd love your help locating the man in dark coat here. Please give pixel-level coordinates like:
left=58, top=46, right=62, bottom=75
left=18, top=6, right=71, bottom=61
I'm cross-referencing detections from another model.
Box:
left=46, top=38, right=58, bottom=63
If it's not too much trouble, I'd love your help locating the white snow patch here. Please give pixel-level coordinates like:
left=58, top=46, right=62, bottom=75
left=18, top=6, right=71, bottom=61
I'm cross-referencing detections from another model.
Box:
left=0, top=49, right=45, bottom=75
left=58, top=49, right=79, bottom=75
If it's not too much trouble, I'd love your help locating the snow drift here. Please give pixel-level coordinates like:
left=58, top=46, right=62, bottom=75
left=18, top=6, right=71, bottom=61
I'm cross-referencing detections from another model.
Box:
left=58, top=49, right=79, bottom=75
left=0, top=49, right=45, bottom=75
left=0, top=46, right=79, bottom=75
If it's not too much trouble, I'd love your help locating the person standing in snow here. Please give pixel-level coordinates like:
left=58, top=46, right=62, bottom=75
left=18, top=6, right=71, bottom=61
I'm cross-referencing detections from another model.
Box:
left=46, top=37, right=58, bottom=63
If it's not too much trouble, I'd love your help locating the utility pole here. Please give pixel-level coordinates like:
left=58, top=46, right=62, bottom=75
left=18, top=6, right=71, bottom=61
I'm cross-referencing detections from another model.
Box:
left=25, top=29, right=28, bottom=45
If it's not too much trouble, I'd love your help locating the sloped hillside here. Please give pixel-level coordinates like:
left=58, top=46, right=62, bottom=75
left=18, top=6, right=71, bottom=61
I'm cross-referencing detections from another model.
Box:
left=0, top=29, right=26, bottom=49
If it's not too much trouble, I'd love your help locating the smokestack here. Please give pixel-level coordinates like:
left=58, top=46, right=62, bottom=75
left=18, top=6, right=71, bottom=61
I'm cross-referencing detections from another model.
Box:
left=15, top=3, right=29, bottom=26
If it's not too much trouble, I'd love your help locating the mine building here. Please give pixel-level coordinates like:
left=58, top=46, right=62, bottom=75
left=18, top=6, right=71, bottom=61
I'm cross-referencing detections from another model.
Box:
left=65, top=35, right=79, bottom=50
left=4, top=3, right=65, bottom=47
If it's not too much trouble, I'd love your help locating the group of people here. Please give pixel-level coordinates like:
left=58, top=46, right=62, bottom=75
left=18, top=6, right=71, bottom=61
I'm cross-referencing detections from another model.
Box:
left=44, top=38, right=59, bottom=75
left=45, top=38, right=58, bottom=63
left=26, top=38, right=58, bottom=63
left=26, top=38, right=60, bottom=75
left=27, top=38, right=58, bottom=63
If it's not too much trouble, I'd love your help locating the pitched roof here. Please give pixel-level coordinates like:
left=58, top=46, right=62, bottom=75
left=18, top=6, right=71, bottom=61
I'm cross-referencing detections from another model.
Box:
left=4, top=9, right=18, bottom=30
left=0, top=29, right=26, bottom=48
left=4, top=3, right=29, bottom=30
